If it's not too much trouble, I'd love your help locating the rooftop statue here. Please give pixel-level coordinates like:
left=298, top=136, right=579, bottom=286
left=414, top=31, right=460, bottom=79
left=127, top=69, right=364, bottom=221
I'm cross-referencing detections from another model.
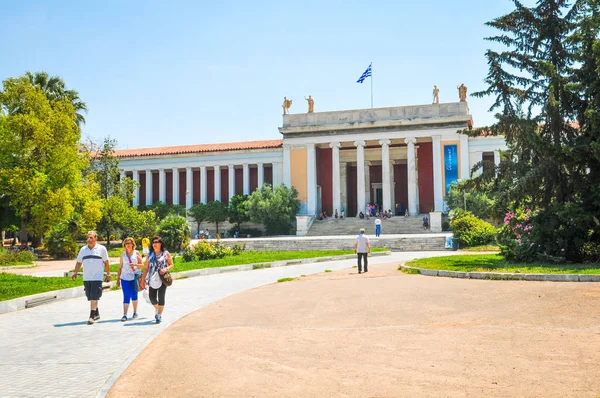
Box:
left=282, top=97, right=293, bottom=115
left=432, top=85, right=440, bottom=104
left=457, top=83, right=468, bottom=102
left=305, top=95, right=314, bottom=113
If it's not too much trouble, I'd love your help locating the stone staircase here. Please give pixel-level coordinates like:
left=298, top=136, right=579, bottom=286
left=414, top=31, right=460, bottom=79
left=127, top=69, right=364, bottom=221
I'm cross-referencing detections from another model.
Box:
left=307, top=216, right=431, bottom=236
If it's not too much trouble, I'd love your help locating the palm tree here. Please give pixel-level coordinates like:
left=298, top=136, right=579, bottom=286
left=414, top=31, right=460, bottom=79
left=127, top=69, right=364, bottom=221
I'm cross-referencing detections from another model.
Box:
left=25, top=71, right=88, bottom=127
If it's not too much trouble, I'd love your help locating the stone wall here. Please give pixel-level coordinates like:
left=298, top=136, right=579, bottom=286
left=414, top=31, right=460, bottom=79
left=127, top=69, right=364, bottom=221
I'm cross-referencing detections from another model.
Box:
left=215, top=235, right=447, bottom=252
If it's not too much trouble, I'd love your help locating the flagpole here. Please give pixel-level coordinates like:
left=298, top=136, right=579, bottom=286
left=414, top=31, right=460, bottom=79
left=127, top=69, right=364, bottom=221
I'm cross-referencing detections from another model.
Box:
left=370, top=61, right=373, bottom=109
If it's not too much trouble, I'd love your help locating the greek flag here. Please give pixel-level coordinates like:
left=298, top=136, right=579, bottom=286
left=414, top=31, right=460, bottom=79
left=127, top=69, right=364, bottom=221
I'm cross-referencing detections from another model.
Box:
left=356, top=63, right=372, bottom=83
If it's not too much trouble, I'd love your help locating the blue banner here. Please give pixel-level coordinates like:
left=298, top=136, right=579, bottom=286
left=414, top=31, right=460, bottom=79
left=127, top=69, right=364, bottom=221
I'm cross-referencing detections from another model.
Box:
left=444, top=144, right=458, bottom=195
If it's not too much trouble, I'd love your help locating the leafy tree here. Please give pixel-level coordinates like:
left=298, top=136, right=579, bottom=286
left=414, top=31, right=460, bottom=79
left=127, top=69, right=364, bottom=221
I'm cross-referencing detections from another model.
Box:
left=0, top=76, right=93, bottom=244
left=188, top=203, right=207, bottom=236
left=25, top=71, right=88, bottom=127
left=204, top=201, right=228, bottom=234
left=228, top=194, right=250, bottom=230
left=139, top=202, right=186, bottom=220
left=465, top=0, right=600, bottom=261
left=157, top=215, right=191, bottom=252
left=246, top=184, right=300, bottom=235
left=446, top=182, right=493, bottom=220
left=92, top=137, right=120, bottom=199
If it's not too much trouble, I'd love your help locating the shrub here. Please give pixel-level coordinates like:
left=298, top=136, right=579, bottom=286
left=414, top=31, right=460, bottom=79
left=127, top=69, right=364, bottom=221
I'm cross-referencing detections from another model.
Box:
left=16, top=250, right=35, bottom=263
left=497, top=209, right=538, bottom=262
left=45, top=224, right=79, bottom=259
left=450, top=211, right=496, bottom=247
left=231, top=243, right=245, bottom=255
left=190, top=239, right=241, bottom=260
left=181, top=247, right=196, bottom=262
left=157, top=215, right=191, bottom=252
left=0, top=248, right=36, bottom=265
left=499, top=205, right=599, bottom=263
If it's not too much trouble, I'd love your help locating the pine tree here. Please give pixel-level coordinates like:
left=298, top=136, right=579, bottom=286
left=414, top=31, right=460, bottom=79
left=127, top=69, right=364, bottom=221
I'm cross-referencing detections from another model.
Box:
left=467, top=0, right=600, bottom=261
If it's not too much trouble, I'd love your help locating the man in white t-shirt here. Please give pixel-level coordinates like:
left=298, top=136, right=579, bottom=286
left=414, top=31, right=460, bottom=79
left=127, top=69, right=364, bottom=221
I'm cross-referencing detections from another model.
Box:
left=72, top=231, right=110, bottom=325
left=354, top=228, right=371, bottom=274
left=374, top=217, right=382, bottom=237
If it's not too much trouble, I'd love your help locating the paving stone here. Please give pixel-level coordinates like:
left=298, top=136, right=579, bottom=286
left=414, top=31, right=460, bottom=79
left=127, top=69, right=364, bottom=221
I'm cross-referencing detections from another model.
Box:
left=0, top=251, right=455, bottom=397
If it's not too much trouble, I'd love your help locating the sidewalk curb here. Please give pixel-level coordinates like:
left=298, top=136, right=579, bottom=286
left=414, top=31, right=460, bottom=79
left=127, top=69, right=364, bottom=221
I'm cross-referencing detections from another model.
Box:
left=398, top=264, right=600, bottom=282
left=0, top=252, right=390, bottom=315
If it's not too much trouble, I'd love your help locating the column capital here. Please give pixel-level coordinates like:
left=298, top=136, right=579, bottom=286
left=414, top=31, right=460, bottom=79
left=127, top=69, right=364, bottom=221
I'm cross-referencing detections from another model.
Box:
left=158, top=167, right=164, bottom=172
left=257, top=161, right=263, bottom=166
left=379, top=139, right=391, bottom=146
left=228, top=164, right=234, bottom=168
left=431, top=135, right=442, bottom=142
left=329, top=141, right=341, bottom=149
left=186, top=166, right=192, bottom=171
left=354, top=140, right=366, bottom=148
left=404, top=137, right=417, bottom=145
left=145, top=168, right=152, bottom=173
left=305, top=143, right=315, bottom=149
left=365, top=161, right=372, bottom=166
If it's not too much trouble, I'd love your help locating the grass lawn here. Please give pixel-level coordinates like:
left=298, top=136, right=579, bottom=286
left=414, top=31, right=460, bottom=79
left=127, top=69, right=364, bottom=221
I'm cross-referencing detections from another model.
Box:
left=6, top=249, right=389, bottom=302
left=0, top=273, right=81, bottom=302
left=171, top=248, right=388, bottom=272
left=0, top=261, right=35, bottom=267
left=461, top=245, right=500, bottom=252
left=406, top=254, right=600, bottom=274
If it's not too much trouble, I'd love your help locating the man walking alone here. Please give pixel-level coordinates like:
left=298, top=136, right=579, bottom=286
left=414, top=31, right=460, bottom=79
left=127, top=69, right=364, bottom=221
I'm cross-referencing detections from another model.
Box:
left=72, top=231, right=111, bottom=325
left=354, top=228, right=371, bottom=274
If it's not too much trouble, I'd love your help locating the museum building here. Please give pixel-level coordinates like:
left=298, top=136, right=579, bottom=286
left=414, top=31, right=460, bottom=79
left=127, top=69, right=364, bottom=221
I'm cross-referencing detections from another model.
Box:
left=114, top=101, right=507, bottom=233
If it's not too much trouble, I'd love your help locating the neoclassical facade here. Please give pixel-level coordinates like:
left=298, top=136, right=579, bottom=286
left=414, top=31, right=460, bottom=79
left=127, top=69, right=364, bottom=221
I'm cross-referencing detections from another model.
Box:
left=115, top=101, right=507, bottom=234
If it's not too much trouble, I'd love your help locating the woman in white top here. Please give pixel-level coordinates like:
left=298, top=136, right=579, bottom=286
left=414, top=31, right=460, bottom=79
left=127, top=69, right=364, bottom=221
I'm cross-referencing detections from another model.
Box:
left=116, top=237, right=143, bottom=322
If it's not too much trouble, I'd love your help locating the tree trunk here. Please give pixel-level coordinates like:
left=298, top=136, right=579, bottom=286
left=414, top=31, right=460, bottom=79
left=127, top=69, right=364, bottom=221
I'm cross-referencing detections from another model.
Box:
left=216, top=222, right=219, bottom=234
left=20, top=214, right=27, bottom=245
left=106, top=228, right=111, bottom=245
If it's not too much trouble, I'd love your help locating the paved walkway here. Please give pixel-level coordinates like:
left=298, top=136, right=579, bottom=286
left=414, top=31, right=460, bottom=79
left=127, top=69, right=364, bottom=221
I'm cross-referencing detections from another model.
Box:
left=0, top=251, right=451, bottom=398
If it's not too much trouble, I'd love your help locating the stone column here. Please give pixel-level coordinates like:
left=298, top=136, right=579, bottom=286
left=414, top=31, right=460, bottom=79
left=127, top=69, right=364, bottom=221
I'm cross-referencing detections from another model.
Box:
left=390, top=161, right=396, bottom=211
left=354, top=140, right=366, bottom=216
left=494, top=150, right=500, bottom=168
left=172, top=167, right=179, bottom=205
left=132, top=170, right=139, bottom=207
left=119, top=170, right=125, bottom=182
left=475, top=151, right=484, bottom=176
left=379, top=139, right=392, bottom=213
left=185, top=167, right=192, bottom=210
left=200, top=166, right=207, bottom=204
left=329, top=142, right=341, bottom=216
left=243, top=163, right=250, bottom=195
left=214, top=165, right=221, bottom=201
left=277, top=162, right=284, bottom=189
left=228, top=164, right=235, bottom=199
left=159, top=168, right=166, bottom=203
left=405, top=138, right=418, bottom=215
left=306, top=143, right=317, bottom=216
left=145, top=169, right=153, bottom=205
left=365, top=161, right=371, bottom=211
left=257, top=162, right=264, bottom=188
left=271, top=162, right=279, bottom=189
left=431, top=135, right=444, bottom=212
left=283, top=145, right=291, bottom=187
left=340, top=162, right=347, bottom=214
left=459, top=134, right=470, bottom=179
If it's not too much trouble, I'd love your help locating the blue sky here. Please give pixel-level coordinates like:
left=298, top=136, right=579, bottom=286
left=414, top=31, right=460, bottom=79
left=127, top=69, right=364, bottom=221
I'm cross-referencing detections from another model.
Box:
left=0, top=0, right=526, bottom=149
